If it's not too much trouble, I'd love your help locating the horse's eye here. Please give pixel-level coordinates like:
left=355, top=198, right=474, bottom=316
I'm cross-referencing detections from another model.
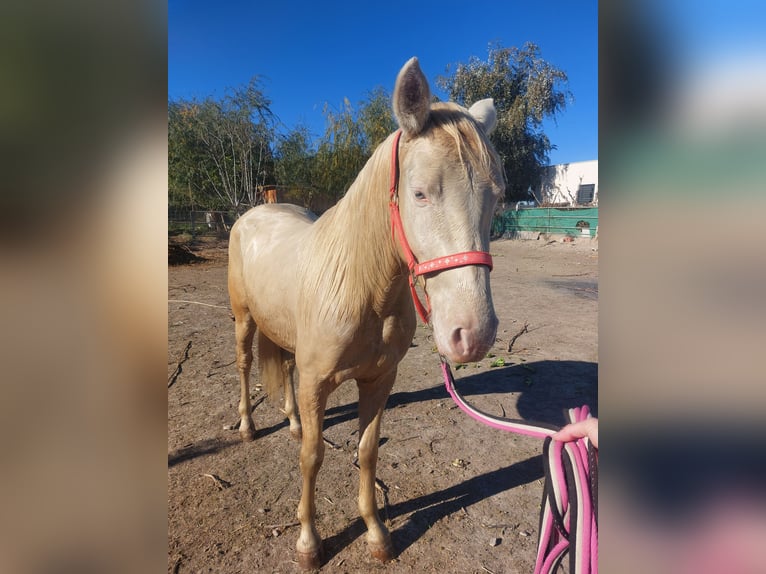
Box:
left=414, top=190, right=427, bottom=201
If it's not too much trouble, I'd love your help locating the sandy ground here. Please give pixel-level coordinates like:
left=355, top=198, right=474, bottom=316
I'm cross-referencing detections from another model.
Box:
left=168, top=236, right=598, bottom=573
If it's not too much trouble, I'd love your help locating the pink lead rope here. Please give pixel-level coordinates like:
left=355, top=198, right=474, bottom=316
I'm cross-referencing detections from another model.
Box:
left=441, top=357, right=598, bottom=574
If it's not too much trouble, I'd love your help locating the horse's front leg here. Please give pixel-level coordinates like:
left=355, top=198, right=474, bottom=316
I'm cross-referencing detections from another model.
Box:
left=356, top=370, right=397, bottom=562
left=295, top=375, right=329, bottom=570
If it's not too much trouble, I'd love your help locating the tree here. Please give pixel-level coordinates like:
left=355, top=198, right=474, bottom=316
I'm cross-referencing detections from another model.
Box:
left=438, top=42, right=571, bottom=201
left=274, top=124, right=317, bottom=208
left=310, top=88, right=397, bottom=204
left=168, top=78, right=276, bottom=211
left=168, top=101, right=211, bottom=209
left=357, top=86, right=398, bottom=154
left=312, top=98, right=367, bottom=202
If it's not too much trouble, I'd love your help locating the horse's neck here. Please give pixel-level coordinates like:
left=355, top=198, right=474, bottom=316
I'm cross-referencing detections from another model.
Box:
left=310, top=145, right=406, bottom=317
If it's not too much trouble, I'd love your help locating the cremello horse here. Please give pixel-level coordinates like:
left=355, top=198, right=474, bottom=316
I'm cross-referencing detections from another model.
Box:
left=228, top=57, right=504, bottom=569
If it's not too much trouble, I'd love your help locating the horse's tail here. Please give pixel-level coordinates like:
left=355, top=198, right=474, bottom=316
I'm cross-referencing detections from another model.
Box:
left=257, top=330, right=290, bottom=400
left=257, top=330, right=301, bottom=440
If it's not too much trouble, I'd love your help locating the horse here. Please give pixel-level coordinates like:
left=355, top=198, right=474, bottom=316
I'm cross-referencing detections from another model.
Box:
left=227, top=57, right=505, bottom=570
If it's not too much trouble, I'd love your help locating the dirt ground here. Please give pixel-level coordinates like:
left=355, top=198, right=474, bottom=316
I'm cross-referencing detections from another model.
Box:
left=168, top=236, right=598, bottom=574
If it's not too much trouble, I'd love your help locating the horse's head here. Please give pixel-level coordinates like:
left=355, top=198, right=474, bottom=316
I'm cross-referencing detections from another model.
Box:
left=392, top=58, right=505, bottom=363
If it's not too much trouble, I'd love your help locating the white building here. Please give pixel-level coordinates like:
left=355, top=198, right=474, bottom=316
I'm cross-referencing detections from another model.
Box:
left=536, top=160, right=598, bottom=206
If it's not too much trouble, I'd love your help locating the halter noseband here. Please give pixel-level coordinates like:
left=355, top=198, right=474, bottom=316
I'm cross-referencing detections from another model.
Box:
left=388, top=129, right=493, bottom=323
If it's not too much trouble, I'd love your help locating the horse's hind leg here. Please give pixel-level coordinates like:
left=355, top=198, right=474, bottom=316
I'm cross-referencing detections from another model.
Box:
left=282, top=358, right=302, bottom=440
left=356, top=370, right=397, bottom=562
left=233, top=310, right=257, bottom=441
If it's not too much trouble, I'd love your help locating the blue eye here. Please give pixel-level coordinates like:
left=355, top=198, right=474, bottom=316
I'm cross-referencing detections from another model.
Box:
left=414, top=190, right=427, bottom=201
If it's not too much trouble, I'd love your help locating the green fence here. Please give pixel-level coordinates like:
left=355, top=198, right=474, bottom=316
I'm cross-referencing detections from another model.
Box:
left=493, top=207, right=598, bottom=238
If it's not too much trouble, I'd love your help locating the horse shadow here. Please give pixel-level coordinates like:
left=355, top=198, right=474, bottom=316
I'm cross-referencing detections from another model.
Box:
left=167, top=437, right=241, bottom=467
left=325, top=359, right=598, bottom=429
left=437, top=359, right=598, bottom=425
left=255, top=359, right=596, bottom=439
left=321, top=453, right=544, bottom=564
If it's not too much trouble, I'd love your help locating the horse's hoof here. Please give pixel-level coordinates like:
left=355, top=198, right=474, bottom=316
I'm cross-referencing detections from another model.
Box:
left=369, top=540, right=395, bottom=563
left=290, top=426, right=303, bottom=441
left=296, top=548, right=322, bottom=571
left=239, top=427, right=256, bottom=442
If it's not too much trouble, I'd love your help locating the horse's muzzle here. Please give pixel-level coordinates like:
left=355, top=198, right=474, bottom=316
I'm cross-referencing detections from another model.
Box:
left=442, top=315, right=498, bottom=363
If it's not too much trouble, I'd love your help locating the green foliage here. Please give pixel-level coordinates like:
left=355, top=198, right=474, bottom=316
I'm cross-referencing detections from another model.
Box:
left=168, top=101, right=212, bottom=209
left=358, top=86, right=398, bottom=154
left=438, top=42, right=571, bottom=201
left=168, top=78, right=276, bottom=211
left=306, top=88, right=396, bottom=205
left=171, top=46, right=570, bottom=216
left=169, top=79, right=398, bottom=215
left=274, top=124, right=317, bottom=208
left=314, top=98, right=367, bottom=202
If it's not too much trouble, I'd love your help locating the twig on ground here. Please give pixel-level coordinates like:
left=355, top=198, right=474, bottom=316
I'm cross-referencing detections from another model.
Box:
left=571, top=286, right=598, bottom=295
left=264, top=521, right=300, bottom=531
left=168, top=341, right=192, bottom=388
left=202, top=473, right=232, bottom=490
left=250, top=395, right=267, bottom=412
left=323, top=436, right=342, bottom=450
left=507, top=322, right=529, bottom=353
left=211, top=358, right=236, bottom=370
left=168, top=299, right=230, bottom=309
left=481, top=521, right=518, bottom=529
left=398, top=435, right=420, bottom=443
left=380, top=488, right=391, bottom=527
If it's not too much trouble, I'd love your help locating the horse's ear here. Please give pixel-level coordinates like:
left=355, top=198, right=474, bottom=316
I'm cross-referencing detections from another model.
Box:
left=468, top=98, right=498, bottom=136
left=393, top=57, right=431, bottom=137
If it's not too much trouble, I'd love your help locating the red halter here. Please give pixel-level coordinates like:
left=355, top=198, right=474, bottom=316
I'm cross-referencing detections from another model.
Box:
left=388, top=130, right=494, bottom=323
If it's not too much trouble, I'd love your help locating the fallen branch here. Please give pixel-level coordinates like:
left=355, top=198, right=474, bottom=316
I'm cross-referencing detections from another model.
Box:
left=168, top=341, right=192, bottom=388
left=507, top=322, right=529, bottom=353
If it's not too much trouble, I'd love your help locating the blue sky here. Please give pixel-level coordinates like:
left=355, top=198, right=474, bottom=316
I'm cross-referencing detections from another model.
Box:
left=168, top=0, right=597, bottom=165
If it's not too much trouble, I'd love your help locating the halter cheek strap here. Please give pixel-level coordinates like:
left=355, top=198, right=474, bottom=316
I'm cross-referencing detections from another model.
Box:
left=388, top=130, right=493, bottom=323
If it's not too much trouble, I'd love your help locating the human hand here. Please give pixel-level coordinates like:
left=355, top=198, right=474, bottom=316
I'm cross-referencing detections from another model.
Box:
left=552, top=417, right=598, bottom=448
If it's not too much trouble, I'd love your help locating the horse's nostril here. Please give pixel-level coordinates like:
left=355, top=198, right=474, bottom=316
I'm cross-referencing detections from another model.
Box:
left=450, top=328, right=475, bottom=361
left=448, top=320, right=497, bottom=363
